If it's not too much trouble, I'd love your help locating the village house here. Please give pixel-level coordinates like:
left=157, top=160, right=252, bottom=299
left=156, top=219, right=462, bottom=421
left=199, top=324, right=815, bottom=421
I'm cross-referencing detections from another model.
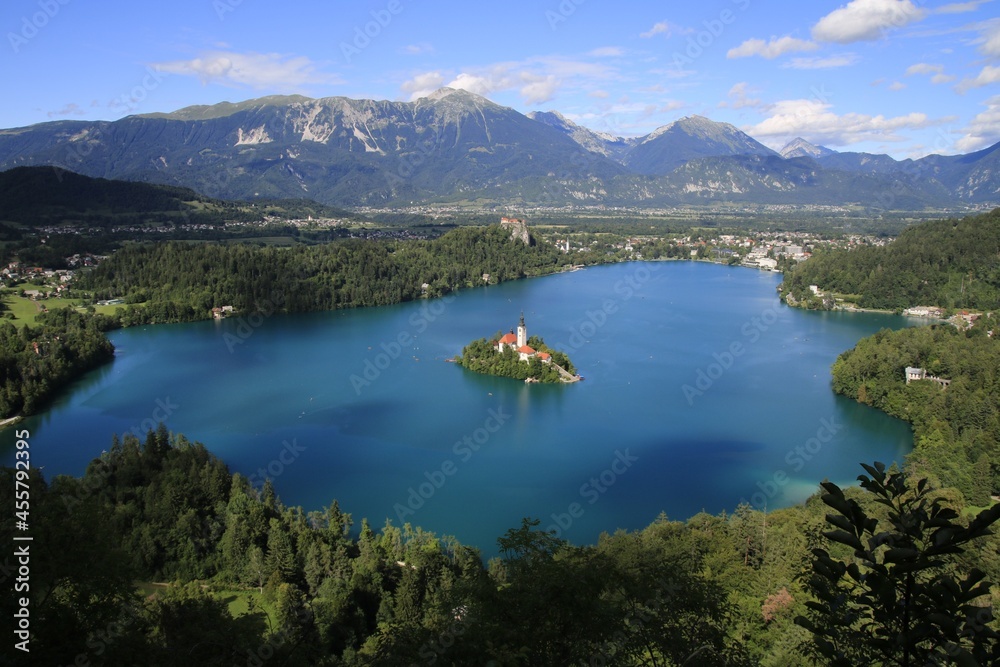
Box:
left=905, top=366, right=951, bottom=388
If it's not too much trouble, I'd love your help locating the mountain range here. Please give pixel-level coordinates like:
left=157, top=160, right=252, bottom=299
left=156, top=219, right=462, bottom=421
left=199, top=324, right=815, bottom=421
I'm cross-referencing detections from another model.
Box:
left=0, top=88, right=997, bottom=209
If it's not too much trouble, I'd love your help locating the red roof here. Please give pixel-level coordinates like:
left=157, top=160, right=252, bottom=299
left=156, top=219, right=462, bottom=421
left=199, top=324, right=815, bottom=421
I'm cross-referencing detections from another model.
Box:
left=537, top=352, right=551, bottom=360
left=498, top=333, right=517, bottom=344
left=518, top=345, right=536, bottom=355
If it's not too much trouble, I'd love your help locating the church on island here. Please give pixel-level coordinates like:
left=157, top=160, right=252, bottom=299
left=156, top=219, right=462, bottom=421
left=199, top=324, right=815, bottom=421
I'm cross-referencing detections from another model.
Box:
left=456, top=311, right=578, bottom=383
left=494, top=313, right=551, bottom=364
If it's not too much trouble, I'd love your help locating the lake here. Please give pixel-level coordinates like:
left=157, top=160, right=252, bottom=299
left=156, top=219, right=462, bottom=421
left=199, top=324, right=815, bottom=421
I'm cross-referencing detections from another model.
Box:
left=5, top=261, right=915, bottom=554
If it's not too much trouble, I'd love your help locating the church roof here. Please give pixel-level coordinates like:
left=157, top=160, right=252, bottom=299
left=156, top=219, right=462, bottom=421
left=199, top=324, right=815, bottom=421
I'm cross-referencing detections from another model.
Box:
left=518, top=345, right=536, bottom=355
left=498, top=333, right=517, bottom=344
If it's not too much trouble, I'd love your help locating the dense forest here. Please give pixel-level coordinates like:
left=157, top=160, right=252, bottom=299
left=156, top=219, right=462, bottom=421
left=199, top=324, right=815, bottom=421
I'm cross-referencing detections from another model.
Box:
left=830, top=317, right=1000, bottom=505
left=781, top=208, right=1000, bottom=310
left=457, top=334, right=577, bottom=383
left=78, top=224, right=591, bottom=323
left=0, top=308, right=115, bottom=417
left=2, top=428, right=997, bottom=666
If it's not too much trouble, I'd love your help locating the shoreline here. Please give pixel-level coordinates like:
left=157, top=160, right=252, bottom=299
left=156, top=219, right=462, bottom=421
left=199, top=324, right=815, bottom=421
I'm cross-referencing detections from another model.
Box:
left=0, top=414, right=22, bottom=431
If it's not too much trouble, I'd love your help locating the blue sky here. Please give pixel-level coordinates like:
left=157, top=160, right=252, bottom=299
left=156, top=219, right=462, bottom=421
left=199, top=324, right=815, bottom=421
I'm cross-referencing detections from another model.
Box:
left=2, top=0, right=999, bottom=157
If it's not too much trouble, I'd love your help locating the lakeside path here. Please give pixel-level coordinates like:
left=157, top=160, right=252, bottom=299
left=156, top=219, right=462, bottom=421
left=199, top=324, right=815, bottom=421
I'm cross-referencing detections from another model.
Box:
left=0, top=415, right=22, bottom=431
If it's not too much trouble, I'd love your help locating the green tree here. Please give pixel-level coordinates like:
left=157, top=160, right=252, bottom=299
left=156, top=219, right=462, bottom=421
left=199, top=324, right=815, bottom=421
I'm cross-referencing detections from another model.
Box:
left=244, top=545, right=267, bottom=593
left=971, top=453, right=993, bottom=507
left=265, top=518, right=298, bottom=583
left=797, top=462, right=1000, bottom=666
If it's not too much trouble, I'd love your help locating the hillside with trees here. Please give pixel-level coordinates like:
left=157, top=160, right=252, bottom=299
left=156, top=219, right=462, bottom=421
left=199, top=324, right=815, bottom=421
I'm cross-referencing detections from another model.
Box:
left=2, top=429, right=997, bottom=665
left=0, top=308, right=115, bottom=417
left=781, top=208, right=1000, bottom=311
left=77, top=224, right=589, bottom=323
left=0, top=166, right=357, bottom=229
left=830, top=317, right=1000, bottom=505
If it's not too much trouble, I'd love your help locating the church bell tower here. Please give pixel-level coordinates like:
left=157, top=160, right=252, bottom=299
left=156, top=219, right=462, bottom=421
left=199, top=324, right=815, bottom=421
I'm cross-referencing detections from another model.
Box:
left=517, top=311, right=527, bottom=348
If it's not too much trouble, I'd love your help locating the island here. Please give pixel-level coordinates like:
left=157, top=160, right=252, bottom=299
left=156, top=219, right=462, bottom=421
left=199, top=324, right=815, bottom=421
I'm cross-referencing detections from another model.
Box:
left=455, top=312, right=580, bottom=383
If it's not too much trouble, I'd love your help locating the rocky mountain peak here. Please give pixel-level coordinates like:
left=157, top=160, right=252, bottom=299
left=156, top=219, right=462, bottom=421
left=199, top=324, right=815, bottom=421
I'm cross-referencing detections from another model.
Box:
left=780, top=137, right=835, bottom=159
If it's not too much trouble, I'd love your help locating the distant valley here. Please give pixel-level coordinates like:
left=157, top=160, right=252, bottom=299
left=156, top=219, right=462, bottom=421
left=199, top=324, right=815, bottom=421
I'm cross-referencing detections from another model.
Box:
left=1, top=88, right=997, bottom=210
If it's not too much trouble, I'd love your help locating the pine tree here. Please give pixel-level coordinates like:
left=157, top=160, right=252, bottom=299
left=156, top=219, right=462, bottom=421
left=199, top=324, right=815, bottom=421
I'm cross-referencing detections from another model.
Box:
left=971, top=453, right=993, bottom=507
left=265, top=518, right=297, bottom=583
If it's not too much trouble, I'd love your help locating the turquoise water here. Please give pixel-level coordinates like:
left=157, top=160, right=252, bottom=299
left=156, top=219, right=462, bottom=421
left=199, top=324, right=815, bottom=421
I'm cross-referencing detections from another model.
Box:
left=6, top=262, right=915, bottom=553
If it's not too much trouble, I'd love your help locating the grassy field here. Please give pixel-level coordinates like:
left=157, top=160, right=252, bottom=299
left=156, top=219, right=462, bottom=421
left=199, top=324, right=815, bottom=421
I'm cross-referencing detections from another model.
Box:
left=137, top=582, right=277, bottom=622
left=0, top=292, right=41, bottom=325
left=0, top=290, right=143, bottom=326
left=1, top=293, right=83, bottom=326
left=91, top=302, right=130, bottom=316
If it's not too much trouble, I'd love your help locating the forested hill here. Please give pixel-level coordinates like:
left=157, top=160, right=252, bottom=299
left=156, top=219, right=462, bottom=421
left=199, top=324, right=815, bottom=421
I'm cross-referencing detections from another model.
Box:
left=77, top=224, right=587, bottom=323
left=830, top=319, right=1000, bottom=505
left=0, top=308, right=114, bottom=417
left=781, top=207, right=1000, bottom=310
left=0, top=166, right=356, bottom=228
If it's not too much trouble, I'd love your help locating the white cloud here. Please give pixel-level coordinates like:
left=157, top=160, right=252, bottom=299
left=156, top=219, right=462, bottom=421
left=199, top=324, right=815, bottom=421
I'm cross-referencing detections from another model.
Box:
left=47, top=102, right=85, bottom=119
left=152, top=51, right=339, bottom=89
left=980, top=22, right=1000, bottom=57
left=889, top=81, right=907, bottom=90
left=719, top=82, right=763, bottom=109
left=812, top=0, right=927, bottom=43
left=589, top=46, right=624, bottom=57
left=957, top=64, right=1000, bottom=92
left=905, top=63, right=956, bottom=83
left=744, top=98, right=945, bottom=147
left=727, top=36, right=818, bottom=60
left=955, top=95, right=1000, bottom=151
left=905, top=62, right=944, bottom=75
left=519, top=74, right=559, bottom=105
left=401, top=72, right=446, bottom=99
left=640, top=21, right=672, bottom=38
left=566, top=99, right=691, bottom=137
left=935, top=0, right=990, bottom=13
left=589, top=89, right=610, bottom=99
left=782, top=53, right=860, bottom=69
left=449, top=73, right=497, bottom=96
left=401, top=43, right=434, bottom=55
left=400, top=57, right=612, bottom=105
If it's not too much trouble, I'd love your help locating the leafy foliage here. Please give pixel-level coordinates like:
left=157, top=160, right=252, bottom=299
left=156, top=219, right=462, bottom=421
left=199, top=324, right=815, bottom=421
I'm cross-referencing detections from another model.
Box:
left=797, top=462, right=1000, bottom=666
